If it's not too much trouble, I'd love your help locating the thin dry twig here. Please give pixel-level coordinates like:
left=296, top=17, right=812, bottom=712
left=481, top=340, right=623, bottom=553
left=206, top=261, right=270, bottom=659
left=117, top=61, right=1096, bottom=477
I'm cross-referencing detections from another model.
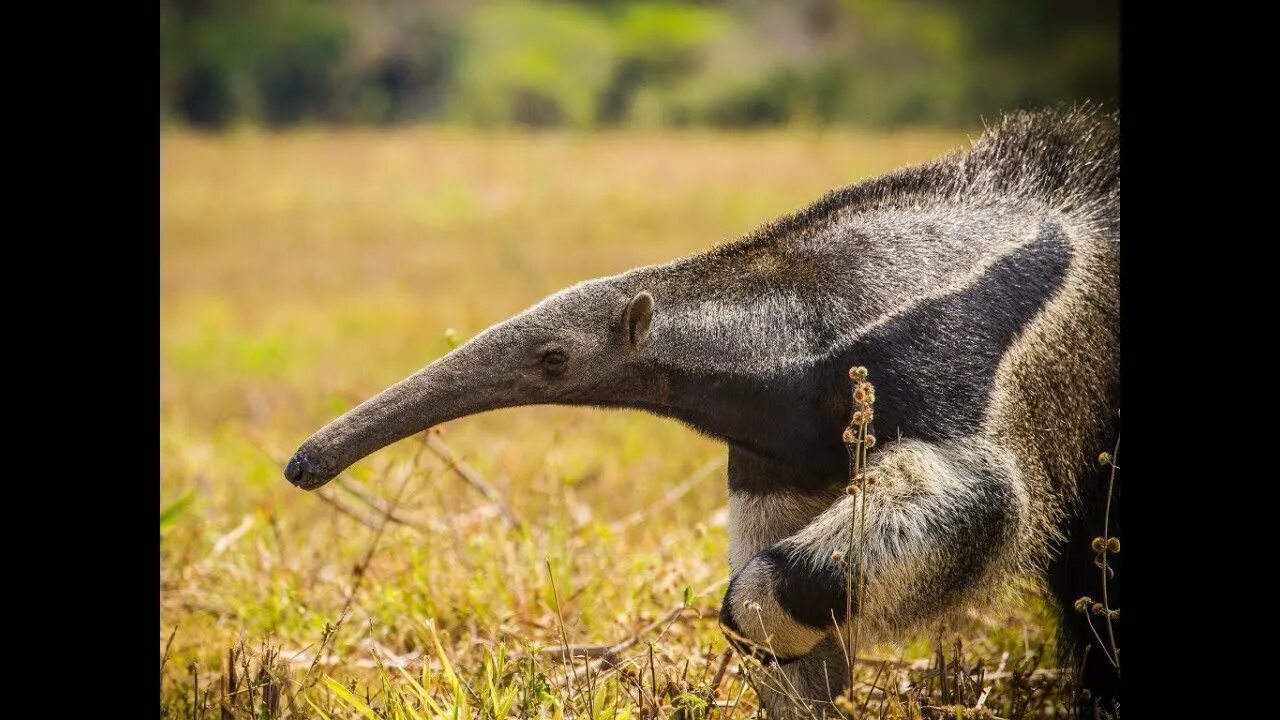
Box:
left=983, top=667, right=1062, bottom=683
left=426, top=431, right=523, bottom=530
left=341, top=466, right=413, bottom=617
left=160, top=624, right=179, bottom=686
left=336, top=477, right=433, bottom=531
left=609, top=456, right=724, bottom=532
left=532, top=605, right=717, bottom=661
left=860, top=660, right=888, bottom=716
left=319, top=489, right=507, bottom=536
left=532, top=599, right=721, bottom=661
left=920, top=705, right=1011, bottom=720
left=705, top=648, right=732, bottom=712
left=211, top=515, right=255, bottom=557
left=546, top=560, right=579, bottom=709
left=975, top=650, right=1009, bottom=709
left=541, top=578, right=727, bottom=690
left=314, top=490, right=387, bottom=531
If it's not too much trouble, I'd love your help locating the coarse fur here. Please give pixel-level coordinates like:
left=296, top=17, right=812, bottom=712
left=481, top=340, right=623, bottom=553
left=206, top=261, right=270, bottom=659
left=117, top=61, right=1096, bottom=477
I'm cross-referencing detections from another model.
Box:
left=286, top=105, right=1120, bottom=717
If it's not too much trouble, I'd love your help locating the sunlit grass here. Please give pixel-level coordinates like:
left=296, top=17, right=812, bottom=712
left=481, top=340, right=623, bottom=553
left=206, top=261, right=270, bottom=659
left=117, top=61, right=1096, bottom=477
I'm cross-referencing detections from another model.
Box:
left=159, top=126, right=1069, bottom=718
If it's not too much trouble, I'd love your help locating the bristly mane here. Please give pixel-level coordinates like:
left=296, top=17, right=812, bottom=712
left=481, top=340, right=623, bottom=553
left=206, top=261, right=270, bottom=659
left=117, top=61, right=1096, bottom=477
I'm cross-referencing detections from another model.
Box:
left=729, top=104, right=1119, bottom=255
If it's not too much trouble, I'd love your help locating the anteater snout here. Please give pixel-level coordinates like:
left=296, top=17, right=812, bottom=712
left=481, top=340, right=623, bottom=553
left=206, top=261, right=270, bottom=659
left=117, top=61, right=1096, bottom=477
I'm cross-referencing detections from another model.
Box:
left=284, top=453, right=306, bottom=484
left=283, top=450, right=330, bottom=489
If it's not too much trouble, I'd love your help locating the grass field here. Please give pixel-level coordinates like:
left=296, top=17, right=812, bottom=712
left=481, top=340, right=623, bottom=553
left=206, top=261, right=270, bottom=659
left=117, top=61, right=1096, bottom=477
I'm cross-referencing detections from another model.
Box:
left=160, top=127, right=1074, bottom=719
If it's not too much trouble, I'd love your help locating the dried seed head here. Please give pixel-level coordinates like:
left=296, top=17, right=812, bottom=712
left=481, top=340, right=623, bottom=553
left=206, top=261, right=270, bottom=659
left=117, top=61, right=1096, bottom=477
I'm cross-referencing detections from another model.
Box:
left=1074, top=596, right=1093, bottom=613
left=1091, top=537, right=1107, bottom=553
left=864, top=434, right=876, bottom=449
left=1107, top=537, right=1120, bottom=553
left=848, top=366, right=868, bottom=381
left=846, top=482, right=859, bottom=495
left=864, top=471, right=877, bottom=485
left=1090, top=602, right=1105, bottom=615
left=1098, top=452, right=1112, bottom=465
left=831, top=549, right=845, bottom=563
left=852, top=384, right=876, bottom=407
left=842, top=428, right=855, bottom=444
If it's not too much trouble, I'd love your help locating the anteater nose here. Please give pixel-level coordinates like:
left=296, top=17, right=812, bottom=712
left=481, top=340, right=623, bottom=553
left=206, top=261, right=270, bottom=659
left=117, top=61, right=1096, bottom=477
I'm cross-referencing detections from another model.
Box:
left=284, top=453, right=307, bottom=485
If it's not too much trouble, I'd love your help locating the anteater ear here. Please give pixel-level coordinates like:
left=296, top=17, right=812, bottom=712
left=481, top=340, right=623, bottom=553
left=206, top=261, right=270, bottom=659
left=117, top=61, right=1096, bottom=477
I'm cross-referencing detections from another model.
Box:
left=622, top=291, right=654, bottom=349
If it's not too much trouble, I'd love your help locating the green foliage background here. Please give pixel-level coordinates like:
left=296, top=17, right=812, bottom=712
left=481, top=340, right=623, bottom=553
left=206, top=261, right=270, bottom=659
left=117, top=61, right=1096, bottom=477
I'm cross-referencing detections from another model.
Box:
left=159, top=0, right=1117, bottom=129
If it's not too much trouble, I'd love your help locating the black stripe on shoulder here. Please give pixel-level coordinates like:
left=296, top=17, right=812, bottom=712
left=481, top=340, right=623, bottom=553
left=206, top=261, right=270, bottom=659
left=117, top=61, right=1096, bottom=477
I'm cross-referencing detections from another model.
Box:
left=841, top=219, right=1072, bottom=442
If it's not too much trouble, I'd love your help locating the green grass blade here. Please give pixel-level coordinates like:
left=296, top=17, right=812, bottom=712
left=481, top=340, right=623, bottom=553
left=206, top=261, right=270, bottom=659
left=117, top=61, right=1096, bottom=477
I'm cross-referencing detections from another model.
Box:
left=323, top=676, right=382, bottom=720
left=159, top=490, right=195, bottom=532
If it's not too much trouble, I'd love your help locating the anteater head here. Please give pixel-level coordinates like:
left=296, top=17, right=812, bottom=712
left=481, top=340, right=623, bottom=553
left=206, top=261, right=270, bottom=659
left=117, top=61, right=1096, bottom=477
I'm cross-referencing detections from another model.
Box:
left=284, top=281, right=655, bottom=489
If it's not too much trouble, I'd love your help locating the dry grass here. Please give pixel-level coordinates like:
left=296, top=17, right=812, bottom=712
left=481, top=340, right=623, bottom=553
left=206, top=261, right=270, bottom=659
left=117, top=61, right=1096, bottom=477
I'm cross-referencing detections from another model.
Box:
left=160, top=126, right=1073, bottom=718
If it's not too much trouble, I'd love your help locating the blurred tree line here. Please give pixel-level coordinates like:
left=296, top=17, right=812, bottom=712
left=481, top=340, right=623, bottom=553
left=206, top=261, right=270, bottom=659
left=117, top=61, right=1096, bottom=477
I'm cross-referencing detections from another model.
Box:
left=159, top=0, right=1117, bottom=130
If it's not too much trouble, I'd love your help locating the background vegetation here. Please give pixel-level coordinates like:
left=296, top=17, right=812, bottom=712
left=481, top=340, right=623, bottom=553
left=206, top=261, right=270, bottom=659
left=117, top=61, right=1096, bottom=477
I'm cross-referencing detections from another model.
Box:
left=160, top=0, right=1117, bottom=130
left=161, top=128, right=1089, bottom=719
left=161, top=2, right=1118, bottom=716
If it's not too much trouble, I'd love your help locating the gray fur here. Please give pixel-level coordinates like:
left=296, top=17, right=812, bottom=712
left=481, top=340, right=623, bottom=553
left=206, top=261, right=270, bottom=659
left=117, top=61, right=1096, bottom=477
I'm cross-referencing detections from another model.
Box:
left=286, top=105, right=1120, bottom=716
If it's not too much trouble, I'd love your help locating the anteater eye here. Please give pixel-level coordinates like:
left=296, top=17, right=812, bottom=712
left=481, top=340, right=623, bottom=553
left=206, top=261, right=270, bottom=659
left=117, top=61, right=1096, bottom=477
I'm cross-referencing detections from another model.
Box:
left=542, top=349, right=567, bottom=367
